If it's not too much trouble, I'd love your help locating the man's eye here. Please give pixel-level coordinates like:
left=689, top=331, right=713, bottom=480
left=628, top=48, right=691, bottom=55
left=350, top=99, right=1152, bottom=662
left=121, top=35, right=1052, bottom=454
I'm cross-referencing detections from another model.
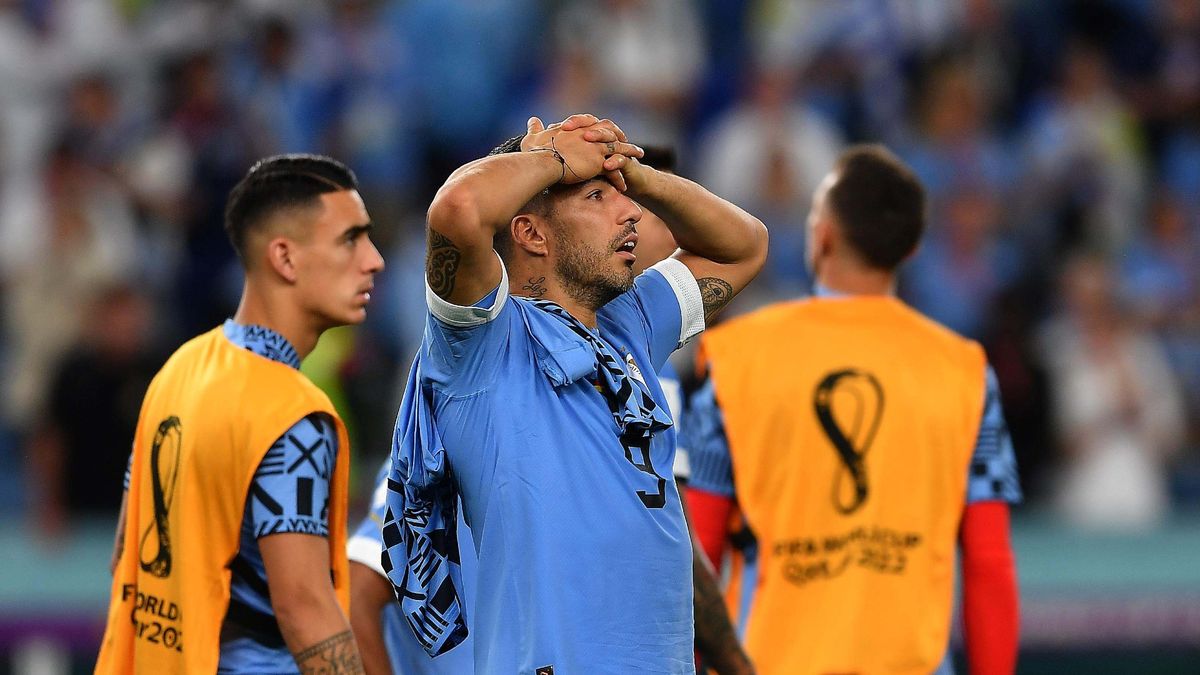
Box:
left=587, top=190, right=602, bottom=200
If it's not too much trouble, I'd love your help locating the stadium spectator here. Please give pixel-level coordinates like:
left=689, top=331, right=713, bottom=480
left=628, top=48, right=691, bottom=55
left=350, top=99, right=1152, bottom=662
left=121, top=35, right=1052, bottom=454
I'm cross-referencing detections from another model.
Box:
left=555, top=0, right=706, bottom=145
left=685, top=145, right=1021, bottom=674
left=2, top=136, right=140, bottom=432
left=1021, top=40, right=1147, bottom=254
left=696, top=63, right=843, bottom=303
left=96, top=154, right=383, bottom=673
left=28, top=284, right=161, bottom=537
left=1041, top=254, right=1187, bottom=530
left=903, top=181, right=1023, bottom=340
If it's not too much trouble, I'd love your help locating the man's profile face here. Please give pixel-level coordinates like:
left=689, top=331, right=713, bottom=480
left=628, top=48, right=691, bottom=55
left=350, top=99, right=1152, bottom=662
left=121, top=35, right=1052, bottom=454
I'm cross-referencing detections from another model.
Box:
left=291, top=189, right=385, bottom=327
left=630, top=206, right=678, bottom=275
left=546, top=178, right=643, bottom=309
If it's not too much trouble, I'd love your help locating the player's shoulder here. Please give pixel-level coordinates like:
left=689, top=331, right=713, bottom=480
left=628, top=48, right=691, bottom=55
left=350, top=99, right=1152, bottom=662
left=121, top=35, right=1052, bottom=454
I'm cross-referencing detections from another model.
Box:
left=892, top=300, right=984, bottom=355
left=144, top=326, right=229, bottom=394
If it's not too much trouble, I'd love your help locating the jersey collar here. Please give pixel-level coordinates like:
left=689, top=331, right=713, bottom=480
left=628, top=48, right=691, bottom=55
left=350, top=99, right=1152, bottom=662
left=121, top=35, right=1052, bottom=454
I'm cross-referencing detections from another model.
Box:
left=222, top=319, right=301, bottom=370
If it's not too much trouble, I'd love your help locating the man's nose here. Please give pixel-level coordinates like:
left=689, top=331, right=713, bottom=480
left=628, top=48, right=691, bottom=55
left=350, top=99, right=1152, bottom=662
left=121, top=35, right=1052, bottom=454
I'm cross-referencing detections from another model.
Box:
left=366, top=240, right=385, bottom=273
left=621, top=195, right=643, bottom=225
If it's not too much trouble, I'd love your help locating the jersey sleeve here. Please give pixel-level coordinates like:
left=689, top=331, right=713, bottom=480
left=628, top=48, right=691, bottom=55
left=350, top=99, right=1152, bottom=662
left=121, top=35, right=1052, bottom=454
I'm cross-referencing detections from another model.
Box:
left=682, top=375, right=735, bottom=497
left=247, top=412, right=339, bottom=539
left=423, top=255, right=517, bottom=393
left=965, top=365, right=1023, bottom=505
left=347, top=459, right=391, bottom=577
left=425, top=250, right=509, bottom=328
left=600, top=258, right=705, bottom=372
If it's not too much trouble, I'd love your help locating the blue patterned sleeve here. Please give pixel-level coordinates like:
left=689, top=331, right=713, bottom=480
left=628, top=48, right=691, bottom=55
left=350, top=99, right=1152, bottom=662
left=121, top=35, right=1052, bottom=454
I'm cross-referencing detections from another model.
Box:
left=965, top=365, right=1023, bottom=505
left=248, top=412, right=339, bottom=539
left=683, top=376, right=736, bottom=497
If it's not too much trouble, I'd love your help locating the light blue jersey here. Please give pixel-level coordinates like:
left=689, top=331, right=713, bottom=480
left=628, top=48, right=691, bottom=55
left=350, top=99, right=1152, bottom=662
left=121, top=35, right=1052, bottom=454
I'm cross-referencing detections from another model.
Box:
left=390, top=258, right=705, bottom=673
left=348, top=459, right=476, bottom=674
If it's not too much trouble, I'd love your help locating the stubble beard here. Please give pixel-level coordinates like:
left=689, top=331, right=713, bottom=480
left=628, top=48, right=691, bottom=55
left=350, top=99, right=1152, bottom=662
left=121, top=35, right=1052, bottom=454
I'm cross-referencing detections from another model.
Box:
left=554, top=230, right=636, bottom=311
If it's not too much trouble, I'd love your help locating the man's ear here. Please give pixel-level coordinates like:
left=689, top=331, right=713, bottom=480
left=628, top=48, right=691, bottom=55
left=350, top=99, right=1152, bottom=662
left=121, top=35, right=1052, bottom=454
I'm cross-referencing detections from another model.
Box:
left=810, top=216, right=830, bottom=261
left=266, top=236, right=299, bottom=283
left=511, top=215, right=549, bottom=257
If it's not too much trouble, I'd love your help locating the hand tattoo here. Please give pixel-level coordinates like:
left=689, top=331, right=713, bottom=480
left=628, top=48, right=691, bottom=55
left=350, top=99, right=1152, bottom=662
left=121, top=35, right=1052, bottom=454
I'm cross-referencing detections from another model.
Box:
left=426, top=229, right=462, bottom=299
left=521, top=276, right=547, bottom=298
left=698, top=277, right=735, bottom=323
left=294, top=630, right=364, bottom=675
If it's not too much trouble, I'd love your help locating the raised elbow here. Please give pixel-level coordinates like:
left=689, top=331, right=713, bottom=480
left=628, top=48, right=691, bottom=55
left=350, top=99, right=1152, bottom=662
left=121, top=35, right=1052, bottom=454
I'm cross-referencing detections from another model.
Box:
left=745, top=215, right=769, bottom=271
left=426, top=184, right=482, bottom=238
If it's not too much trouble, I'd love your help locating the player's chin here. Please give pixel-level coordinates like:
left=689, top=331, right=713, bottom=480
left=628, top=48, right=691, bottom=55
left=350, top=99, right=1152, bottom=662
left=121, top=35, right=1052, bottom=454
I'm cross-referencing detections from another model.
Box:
left=613, top=268, right=636, bottom=293
left=341, top=304, right=369, bottom=325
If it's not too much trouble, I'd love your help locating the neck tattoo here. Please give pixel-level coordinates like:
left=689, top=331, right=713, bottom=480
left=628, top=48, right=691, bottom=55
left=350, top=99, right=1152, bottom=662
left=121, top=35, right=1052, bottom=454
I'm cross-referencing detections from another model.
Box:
left=522, top=276, right=547, bottom=298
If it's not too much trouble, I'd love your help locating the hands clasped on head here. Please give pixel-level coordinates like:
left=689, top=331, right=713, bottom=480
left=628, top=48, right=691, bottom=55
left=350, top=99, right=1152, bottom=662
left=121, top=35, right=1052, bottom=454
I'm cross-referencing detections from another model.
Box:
left=521, top=113, right=645, bottom=191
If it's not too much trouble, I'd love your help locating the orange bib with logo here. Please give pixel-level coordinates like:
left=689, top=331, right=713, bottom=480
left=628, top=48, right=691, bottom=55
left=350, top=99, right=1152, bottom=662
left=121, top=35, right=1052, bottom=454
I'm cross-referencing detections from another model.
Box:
left=702, top=297, right=985, bottom=674
left=95, top=327, right=350, bottom=674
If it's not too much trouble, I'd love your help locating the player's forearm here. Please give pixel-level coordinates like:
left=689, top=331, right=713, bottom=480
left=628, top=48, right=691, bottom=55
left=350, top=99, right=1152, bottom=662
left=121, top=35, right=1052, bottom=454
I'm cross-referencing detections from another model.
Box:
left=693, top=546, right=754, bottom=675
left=275, top=589, right=364, bottom=674
left=625, top=168, right=767, bottom=267
left=428, top=151, right=563, bottom=242
left=349, top=611, right=390, bottom=675
left=963, top=553, right=1018, bottom=674
left=349, top=563, right=393, bottom=675
left=960, top=502, right=1019, bottom=675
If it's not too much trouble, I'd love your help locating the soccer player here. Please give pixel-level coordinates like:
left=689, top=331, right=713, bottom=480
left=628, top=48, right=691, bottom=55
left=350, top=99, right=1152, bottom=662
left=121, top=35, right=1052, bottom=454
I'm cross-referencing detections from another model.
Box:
left=380, top=113, right=766, bottom=672
left=685, top=145, right=1022, bottom=675
left=348, top=142, right=753, bottom=674
left=96, top=155, right=384, bottom=674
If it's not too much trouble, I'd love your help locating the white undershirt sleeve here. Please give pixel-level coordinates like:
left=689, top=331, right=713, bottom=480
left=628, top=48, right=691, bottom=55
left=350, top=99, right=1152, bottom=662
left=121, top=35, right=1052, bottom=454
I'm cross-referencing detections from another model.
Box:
left=425, top=252, right=510, bottom=328
left=347, top=533, right=387, bottom=578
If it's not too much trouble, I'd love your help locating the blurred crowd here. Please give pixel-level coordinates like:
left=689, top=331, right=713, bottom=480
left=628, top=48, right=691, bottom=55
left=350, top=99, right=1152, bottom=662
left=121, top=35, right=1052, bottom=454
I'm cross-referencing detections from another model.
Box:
left=1, top=0, right=1197, bottom=536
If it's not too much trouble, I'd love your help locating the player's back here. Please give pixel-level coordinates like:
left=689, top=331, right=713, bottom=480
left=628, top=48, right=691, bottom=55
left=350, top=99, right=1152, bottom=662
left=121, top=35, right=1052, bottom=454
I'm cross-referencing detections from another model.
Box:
left=100, top=328, right=349, bottom=674
left=702, top=295, right=987, bottom=674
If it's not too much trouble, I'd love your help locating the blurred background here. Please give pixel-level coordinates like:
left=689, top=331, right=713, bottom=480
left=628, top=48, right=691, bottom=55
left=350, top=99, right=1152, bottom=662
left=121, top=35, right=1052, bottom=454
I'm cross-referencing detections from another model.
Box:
left=0, top=0, right=1197, bottom=672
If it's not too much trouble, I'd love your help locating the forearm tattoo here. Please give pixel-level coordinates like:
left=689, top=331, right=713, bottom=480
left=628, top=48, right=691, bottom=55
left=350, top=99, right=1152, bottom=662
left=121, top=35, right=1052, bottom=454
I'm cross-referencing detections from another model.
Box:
left=698, top=277, right=735, bottom=323
left=521, top=276, right=547, bottom=298
left=426, top=229, right=462, bottom=299
left=294, top=630, right=364, bottom=675
left=693, top=548, right=754, bottom=674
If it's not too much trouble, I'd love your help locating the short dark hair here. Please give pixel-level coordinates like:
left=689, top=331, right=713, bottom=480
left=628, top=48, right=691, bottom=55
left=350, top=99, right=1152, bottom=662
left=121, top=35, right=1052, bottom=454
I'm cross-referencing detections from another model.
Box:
left=639, top=145, right=676, bottom=173
left=224, top=153, right=358, bottom=265
left=487, top=134, right=569, bottom=260
left=827, top=144, right=925, bottom=271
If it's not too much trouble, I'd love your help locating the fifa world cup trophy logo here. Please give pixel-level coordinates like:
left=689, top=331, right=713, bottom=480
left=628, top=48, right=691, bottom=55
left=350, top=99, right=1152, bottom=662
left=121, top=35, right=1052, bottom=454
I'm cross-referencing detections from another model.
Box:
left=813, top=370, right=884, bottom=515
left=139, top=416, right=182, bottom=578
